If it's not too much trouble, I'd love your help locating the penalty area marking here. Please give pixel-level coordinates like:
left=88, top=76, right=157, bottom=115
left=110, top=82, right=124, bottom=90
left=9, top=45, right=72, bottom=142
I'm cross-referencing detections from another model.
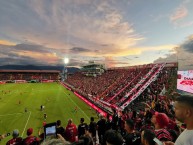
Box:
left=21, top=111, right=31, bottom=137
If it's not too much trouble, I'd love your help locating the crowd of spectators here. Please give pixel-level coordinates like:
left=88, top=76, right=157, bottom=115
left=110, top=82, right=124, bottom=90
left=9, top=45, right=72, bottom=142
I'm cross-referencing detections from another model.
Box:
left=65, top=64, right=177, bottom=110
left=0, top=72, right=59, bottom=81
left=65, top=69, right=122, bottom=96
left=65, top=65, right=154, bottom=99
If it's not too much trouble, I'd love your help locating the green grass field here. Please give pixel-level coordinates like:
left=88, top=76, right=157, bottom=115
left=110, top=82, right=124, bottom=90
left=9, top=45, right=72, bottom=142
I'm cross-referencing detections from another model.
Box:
left=0, top=83, right=98, bottom=144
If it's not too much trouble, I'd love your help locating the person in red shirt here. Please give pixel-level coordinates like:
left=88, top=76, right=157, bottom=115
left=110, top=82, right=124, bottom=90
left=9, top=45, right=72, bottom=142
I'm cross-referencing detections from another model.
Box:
left=6, top=129, right=22, bottom=145
left=65, top=119, right=78, bottom=143
left=23, top=128, right=39, bottom=145
left=151, top=112, right=172, bottom=141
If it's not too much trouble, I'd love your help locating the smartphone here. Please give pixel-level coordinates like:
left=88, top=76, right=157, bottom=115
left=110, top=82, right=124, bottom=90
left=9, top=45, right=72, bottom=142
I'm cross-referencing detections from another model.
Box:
left=44, top=122, right=57, bottom=139
left=153, top=138, right=163, bottom=145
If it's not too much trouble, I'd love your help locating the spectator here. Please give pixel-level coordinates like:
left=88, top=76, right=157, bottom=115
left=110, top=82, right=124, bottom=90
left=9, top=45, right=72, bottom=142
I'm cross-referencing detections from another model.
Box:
left=124, top=119, right=141, bottom=145
left=56, top=120, right=66, bottom=138
left=141, top=129, right=156, bottom=145
left=41, top=134, right=71, bottom=145
left=79, top=126, right=93, bottom=145
left=140, top=119, right=154, bottom=131
left=105, top=114, right=112, bottom=131
left=97, top=114, right=106, bottom=145
left=165, top=95, right=193, bottom=145
left=78, top=118, right=88, bottom=138
left=38, top=127, right=44, bottom=142
left=23, top=128, right=39, bottom=145
left=151, top=112, right=172, bottom=141
left=65, top=119, right=78, bottom=143
left=111, top=110, right=118, bottom=130
left=104, top=130, right=123, bottom=145
left=6, top=129, right=22, bottom=145
left=88, top=117, right=97, bottom=139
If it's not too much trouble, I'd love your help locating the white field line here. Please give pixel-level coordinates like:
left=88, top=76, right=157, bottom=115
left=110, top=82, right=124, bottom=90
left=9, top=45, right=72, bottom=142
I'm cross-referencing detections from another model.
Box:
left=0, top=113, right=23, bottom=116
left=21, top=111, right=31, bottom=137
left=63, top=91, right=90, bottom=120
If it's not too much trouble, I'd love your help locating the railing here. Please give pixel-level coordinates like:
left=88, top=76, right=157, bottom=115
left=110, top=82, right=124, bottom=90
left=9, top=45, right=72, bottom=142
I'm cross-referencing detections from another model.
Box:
left=114, top=64, right=158, bottom=105
left=120, top=63, right=166, bottom=110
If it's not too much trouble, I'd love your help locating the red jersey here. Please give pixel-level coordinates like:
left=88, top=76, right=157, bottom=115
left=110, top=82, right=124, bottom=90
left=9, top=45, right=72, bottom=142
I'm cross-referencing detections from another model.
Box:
left=154, top=129, right=172, bottom=141
left=66, top=123, right=77, bottom=142
left=23, top=136, right=39, bottom=145
left=43, top=121, right=46, bottom=127
left=6, top=137, right=22, bottom=145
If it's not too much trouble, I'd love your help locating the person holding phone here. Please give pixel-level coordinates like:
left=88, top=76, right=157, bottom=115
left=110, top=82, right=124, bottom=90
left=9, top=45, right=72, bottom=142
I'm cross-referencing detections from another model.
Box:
left=6, top=129, right=22, bottom=145
left=44, top=123, right=57, bottom=139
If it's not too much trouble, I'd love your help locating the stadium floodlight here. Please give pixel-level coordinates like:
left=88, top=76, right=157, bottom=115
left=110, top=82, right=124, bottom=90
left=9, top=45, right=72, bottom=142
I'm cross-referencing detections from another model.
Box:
left=64, top=58, right=69, bottom=64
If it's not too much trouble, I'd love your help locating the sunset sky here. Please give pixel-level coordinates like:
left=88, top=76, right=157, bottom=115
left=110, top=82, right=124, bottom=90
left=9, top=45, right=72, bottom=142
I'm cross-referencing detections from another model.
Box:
left=0, top=0, right=193, bottom=70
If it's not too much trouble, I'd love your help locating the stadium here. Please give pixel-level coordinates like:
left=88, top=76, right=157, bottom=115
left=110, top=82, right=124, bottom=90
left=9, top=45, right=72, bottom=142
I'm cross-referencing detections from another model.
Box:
left=1, top=0, right=193, bottom=145
left=0, top=61, right=187, bottom=145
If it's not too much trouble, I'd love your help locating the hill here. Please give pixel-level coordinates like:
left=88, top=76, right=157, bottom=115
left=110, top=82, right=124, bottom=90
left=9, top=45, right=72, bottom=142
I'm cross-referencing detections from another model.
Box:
left=0, top=65, right=80, bottom=73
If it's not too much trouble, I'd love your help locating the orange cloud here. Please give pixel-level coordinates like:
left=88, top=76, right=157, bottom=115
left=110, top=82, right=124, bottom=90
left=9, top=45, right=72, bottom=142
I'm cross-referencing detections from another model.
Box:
left=0, top=40, right=16, bottom=46
left=16, top=51, right=59, bottom=64
left=75, top=44, right=176, bottom=57
left=170, top=6, right=188, bottom=22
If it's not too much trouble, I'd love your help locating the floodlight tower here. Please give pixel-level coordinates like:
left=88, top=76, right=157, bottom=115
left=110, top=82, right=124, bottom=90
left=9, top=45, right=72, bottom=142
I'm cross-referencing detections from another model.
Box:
left=63, top=58, right=69, bottom=81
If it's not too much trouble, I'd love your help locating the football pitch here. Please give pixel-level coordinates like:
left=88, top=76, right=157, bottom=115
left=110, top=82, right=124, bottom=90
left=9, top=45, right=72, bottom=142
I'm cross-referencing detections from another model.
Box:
left=0, top=83, right=98, bottom=144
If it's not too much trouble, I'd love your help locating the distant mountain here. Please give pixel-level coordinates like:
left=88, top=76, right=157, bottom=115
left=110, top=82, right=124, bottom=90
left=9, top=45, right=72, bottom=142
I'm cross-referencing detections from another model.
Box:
left=0, top=65, right=80, bottom=73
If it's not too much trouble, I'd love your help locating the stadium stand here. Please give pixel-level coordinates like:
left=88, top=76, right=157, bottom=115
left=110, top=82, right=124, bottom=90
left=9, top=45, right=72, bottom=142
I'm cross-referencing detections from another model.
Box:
left=0, top=70, right=60, bottom=83
left=63, top=62, right=177, bottom=112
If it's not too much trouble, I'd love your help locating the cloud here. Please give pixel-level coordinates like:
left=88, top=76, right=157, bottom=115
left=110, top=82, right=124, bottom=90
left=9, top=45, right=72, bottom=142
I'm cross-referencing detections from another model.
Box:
left=154, top=34, right=193, bottom=70
left=170, top=6, right=188, bottom=22
left=70, top=47, right=91, bottom=53
left=0, top=40, right=16, bottom=46
left=0, top=55, right=45, bottom=66
left=181, top=35, right=193, bottom=53
left=169, top=3, right=193, bottom=28
left=1, top=0, right=189, bottom=67
left=61, top=58, right=87, bottom=67
left=175, top=20, right=193, bottom=28
left=0, top=43, right=61, bottom=66
left=103, top=57, right=117, bottom=68
left=0, top=0, right=144, bottom=60
left=0, top=41, right=176, bottom=67
left=14, top=44, right=50, bottom=53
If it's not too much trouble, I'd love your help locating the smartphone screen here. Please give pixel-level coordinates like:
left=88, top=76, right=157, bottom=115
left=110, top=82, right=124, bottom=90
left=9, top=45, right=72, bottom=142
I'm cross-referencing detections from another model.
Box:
left=44, top=123, right=56, bottom=139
